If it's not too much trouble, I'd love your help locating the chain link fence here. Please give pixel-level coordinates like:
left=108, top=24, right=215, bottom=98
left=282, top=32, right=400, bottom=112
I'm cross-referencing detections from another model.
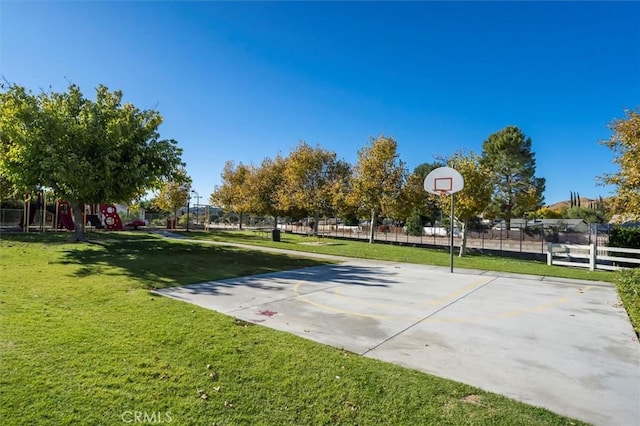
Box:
left=276, top=220, right=608, bottom=256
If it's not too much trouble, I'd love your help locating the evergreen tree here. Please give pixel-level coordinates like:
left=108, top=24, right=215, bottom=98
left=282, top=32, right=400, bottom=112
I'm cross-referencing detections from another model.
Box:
left=481, top=126, right=545, bottom=233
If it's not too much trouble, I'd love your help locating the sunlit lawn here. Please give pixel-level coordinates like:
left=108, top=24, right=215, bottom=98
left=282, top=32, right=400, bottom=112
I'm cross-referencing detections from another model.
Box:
left=179, top=229, right=613, bottom=282
left=0, top=232, right=584, bottom=425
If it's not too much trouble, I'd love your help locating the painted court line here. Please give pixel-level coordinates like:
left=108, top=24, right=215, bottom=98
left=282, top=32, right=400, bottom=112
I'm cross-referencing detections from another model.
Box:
left=153, top=261, right=639, bottom=426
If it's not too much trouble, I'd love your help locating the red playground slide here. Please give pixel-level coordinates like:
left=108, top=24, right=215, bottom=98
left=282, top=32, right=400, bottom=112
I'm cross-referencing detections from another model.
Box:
left=56, top=200, right=75, bottom=231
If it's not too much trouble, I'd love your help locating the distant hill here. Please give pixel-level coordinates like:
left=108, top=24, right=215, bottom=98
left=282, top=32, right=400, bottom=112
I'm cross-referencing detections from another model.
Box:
left=547, top=196, right=609, bottom=211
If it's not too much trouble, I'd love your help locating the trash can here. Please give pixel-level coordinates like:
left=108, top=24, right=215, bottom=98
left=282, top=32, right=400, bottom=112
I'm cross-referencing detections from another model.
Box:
left=166, top=218, right=176, bottom=230
left=271, top=229, right=281, bottom=242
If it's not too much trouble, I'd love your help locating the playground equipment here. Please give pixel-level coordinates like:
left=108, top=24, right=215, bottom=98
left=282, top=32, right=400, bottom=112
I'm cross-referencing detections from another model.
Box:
left=55, top=200, right=75, bottom=230
left=98, top=204, right=123, bottom=230
left=20, top=193, right=125, bottom=232
left=20, top=194, right=74, bottom=231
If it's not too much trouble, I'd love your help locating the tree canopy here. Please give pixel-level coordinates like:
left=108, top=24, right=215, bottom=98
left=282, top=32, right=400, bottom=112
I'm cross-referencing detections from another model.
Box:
left=276, top=142, right=351, bottom=234
left=404, top=162, right=443, bottom=225
left=152, top=167, right=192, bottom=221
left=210, top=161, right=252, bottom=229
left=437, top=151, right=493, bottom=257
left=247, top=155, right=288, bottom=227
left=348, top=136, right=406, bottom=243
left=0, top=83, right=184, bottom=240
left=599, top=108, right=640, bottom=221
left=481, top=126, right=545, bottom=230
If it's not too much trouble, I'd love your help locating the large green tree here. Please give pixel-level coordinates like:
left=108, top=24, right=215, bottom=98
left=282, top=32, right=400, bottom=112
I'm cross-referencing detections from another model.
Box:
left=563, top=206, right=606, bottom=224
left=0, top=83, right=183, bottom=240
left=348, top=136, right=406, bottom=243
left=481, top=126, right=545, bottom=233
left=403, top=162, right=443, bottom=225
left=599, top=108, right=640, bottom=221
left=276, top=142, right=350, bottom=234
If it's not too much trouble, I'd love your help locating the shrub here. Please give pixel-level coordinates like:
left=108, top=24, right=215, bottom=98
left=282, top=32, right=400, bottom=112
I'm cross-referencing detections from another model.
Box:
left=614, top=268, right=640, bottom=334
left=609, top=227, right=640, bottom=249
left=405, top=213, right=423, bottom=236
left=1, top=198, right=24, bottom=209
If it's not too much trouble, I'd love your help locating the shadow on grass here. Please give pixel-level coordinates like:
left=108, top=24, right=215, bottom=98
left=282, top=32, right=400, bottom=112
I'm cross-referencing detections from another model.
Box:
left=51, top=233, right=325, bottom=288
left=51, top=233, right=395, bottom=292
left=0, top=231, right=79, bottom=244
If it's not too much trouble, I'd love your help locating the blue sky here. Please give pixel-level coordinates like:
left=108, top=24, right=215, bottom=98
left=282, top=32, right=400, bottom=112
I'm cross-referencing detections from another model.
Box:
left=2, top=1, right=639, bottom=206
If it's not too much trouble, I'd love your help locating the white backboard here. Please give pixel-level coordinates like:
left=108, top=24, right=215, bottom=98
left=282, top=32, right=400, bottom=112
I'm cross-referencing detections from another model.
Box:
left=423, top=167, right=464, bottom=195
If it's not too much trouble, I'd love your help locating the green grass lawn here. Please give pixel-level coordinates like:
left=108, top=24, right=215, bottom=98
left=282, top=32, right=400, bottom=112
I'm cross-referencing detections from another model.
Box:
left=178, top=229, right=613, bottom=282
left=0, top=231, right=586, bottom=425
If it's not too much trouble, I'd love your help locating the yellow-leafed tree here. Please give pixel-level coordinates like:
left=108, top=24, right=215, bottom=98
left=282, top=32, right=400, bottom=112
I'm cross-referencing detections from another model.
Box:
left=210, top=161, right=252, bottom=229
left=153, top=167, right=192, bottom=225
left=349, top=136, right=406, bottom=243
left=437, top=151, right=493, bottom=257
left=276, top=142, right=350, bottom=234
left=247, top=155, right=288, bottom=228
left=600, top=108, right=640, bottom=222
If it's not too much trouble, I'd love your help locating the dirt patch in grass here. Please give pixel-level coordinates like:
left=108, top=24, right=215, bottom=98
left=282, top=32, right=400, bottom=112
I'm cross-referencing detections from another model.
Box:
left=461, top=394, right=487, bottom=406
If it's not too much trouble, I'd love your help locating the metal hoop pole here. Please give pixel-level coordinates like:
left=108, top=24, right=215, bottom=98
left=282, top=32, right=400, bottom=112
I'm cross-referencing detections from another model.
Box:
left=450, top=192, right=455, bottom=273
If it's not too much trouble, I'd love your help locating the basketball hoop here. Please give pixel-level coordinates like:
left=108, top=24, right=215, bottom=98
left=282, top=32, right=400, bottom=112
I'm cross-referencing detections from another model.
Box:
left=424, top=167, right=464, bottom=196
left=423, top=166, right=465, bottom=274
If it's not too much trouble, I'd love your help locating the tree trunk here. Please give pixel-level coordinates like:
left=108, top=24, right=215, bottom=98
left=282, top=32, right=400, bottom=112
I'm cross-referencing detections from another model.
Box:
left=174, top=207, right=177, bottom=228
left=458, top=220, right=468, bottom=257
left=239, top=212, right=243, bottom=230
left=70, top=200, right=85, bottom=241
left=313, top=212, right=320, bottom=236
left=505, top=201, right=512, bottom=239
left=368, top=209, right=376, bottom=244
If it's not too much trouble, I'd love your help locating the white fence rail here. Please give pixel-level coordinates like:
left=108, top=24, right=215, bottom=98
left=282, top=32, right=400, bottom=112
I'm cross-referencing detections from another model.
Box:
left=547, top=243, right=640, bottom=271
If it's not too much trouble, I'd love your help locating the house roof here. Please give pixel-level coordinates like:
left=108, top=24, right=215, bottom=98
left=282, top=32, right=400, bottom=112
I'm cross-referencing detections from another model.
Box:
left=494, top=218, right=587, bottom=230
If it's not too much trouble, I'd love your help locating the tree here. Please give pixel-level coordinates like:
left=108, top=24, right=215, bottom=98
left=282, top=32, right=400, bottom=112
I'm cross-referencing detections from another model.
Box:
left=276, top=142, right=350, bottom=234
left=152, top=167, right=192, bottom=224
left=348, top=136, right=406, bottom=243
left=599, top=108, right=640, bottom=220
left=403, top=162, right=443, bottom=226
left=436, top=151, right=493, bottom=257
left=532, top=206, right=563, bottom=219
left=246, top=155, right=288, bottom=228
left=210, top=161, right=252, bottom=229
left=0, top=83, right=183, bottom=240
left=404, top=210, right=424, bottom=237
left=564, top=206, right=606, bottom=224
left=481, top=126, right=545, bottom=233
left=0, top=174, right=15, bottom=201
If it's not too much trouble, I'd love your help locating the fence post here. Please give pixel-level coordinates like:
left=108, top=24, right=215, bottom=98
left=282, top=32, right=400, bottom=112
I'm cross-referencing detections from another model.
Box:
left=589, top=243, right=596, bottom=271
left=520, top=227, right=523, bottom=252
left=547, top=243, right=553, bottom=266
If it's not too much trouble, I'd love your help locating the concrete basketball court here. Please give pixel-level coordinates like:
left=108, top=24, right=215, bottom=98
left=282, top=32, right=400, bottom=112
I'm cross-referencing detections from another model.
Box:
left=153, top=258, right=639, bottom=425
